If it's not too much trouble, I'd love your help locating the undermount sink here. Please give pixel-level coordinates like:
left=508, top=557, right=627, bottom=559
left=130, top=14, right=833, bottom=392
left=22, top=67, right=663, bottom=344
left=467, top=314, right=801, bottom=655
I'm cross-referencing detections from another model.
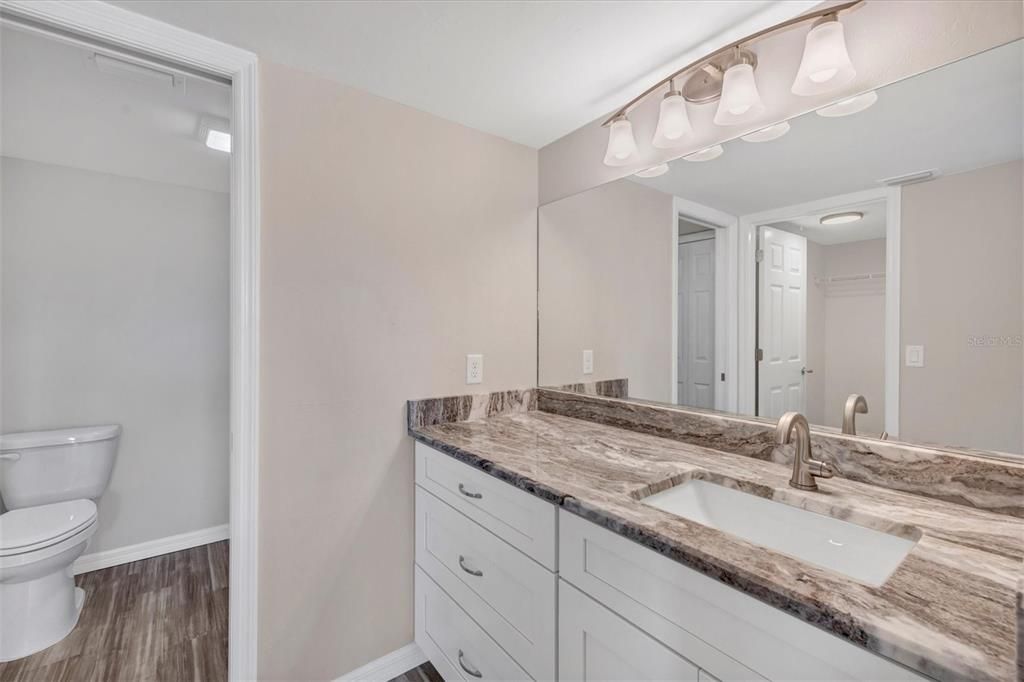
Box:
left=641, top=477, right=918, bottom=586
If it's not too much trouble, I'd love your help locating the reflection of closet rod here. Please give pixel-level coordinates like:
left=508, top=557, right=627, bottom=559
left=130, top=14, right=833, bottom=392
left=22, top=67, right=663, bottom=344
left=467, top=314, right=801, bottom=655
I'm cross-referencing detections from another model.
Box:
left=814, top=272, right=885, bottom=286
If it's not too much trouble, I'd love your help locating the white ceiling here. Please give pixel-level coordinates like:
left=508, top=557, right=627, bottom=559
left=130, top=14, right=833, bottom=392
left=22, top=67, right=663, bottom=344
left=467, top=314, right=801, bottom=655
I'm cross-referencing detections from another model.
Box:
left=1, top=26, right=231, bottom=193
left=110, top=0, right=804, bottom=148
left=770, top=199, right=887, bottom=246
left=632, top=39, right=1023, bottom=216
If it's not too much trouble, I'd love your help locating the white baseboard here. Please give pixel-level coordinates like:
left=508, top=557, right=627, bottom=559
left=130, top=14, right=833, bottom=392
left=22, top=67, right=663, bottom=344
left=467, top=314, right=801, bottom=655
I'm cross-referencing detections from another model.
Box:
left=336, top=643, right=427, bottom=681
left=73, top=523, right=230, bottom=575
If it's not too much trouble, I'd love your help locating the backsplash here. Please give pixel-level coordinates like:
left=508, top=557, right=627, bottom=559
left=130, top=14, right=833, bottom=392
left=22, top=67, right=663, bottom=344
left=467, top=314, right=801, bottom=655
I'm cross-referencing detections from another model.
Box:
left=407, top=388, right=536, bottom=430
left=550, top=378, right=629, bottom=398
left=537, top=389, right=1024, bottom=517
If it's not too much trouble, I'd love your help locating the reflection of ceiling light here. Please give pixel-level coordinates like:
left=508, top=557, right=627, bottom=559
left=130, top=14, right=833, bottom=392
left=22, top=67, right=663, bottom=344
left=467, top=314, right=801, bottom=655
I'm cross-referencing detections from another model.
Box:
left=741, top=121, right=791, bottom=143
left=603, top=114, right=638, bottom=166
left=683, top=145, right=724, bottom=162
left=634, top=164, right=669, bottom=178
left=816, top=91, right=878, bottom=117
left=792, top=16, right=856, bottom=96
left=197, top=115, right=232, bottom=153
left=820, top=211, right=864, bottom=225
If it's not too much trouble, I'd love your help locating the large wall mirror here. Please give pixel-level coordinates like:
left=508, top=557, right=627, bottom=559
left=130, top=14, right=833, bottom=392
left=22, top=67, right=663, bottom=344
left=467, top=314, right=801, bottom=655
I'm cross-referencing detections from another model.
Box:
left=538, top=39, right=1023, bottom=457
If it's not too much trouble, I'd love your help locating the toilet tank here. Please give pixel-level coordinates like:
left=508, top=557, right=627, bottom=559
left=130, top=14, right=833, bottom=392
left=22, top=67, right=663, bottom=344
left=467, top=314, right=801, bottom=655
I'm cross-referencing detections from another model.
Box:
left=0, top=425, right=121, bottom=509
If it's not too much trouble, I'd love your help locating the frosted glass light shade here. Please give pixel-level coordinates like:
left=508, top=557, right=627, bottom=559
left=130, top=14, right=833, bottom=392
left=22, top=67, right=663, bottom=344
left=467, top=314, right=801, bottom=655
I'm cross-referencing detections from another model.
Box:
left=603, top=116, right=638, bottom=166
left=741, top=121, right=791, bottom=143
left=684, top=145, right=724, bottom=162
left=792, top=19, right=856, bottom=96
left=634, top=164, right=669, bottom=178
left=652, top=93, right=692, bottom=148
left=816, top=91, right=877, bottom=117
left=714, top=62, right=764, bottom=126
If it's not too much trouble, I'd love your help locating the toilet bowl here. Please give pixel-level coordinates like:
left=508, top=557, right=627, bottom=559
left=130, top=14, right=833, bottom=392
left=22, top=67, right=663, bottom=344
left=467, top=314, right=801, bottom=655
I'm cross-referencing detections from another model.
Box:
left=0, top=499, right=98, bottom=661
left=0, top=424, right=120, bottom=662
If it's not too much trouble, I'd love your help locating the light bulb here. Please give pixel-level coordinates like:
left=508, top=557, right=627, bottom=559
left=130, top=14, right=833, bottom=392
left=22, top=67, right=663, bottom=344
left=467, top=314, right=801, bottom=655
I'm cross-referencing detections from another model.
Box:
left=652, top=91, right=692, bottom=149
left=714, top=62, right=764, bottom=126
left=603, top=115, right=638, bottom=167
left=792, top=17, right=856, bottom=96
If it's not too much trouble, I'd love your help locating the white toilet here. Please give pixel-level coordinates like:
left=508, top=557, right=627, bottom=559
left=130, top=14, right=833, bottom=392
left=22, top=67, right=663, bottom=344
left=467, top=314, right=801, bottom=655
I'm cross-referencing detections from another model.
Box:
left=0, top=424, right=120, bottom=662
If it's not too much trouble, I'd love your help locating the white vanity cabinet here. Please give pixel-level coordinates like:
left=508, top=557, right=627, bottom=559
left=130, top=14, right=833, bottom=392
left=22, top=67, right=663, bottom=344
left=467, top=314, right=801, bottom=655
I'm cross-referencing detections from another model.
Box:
left=414, top=443, right=931, bottom=682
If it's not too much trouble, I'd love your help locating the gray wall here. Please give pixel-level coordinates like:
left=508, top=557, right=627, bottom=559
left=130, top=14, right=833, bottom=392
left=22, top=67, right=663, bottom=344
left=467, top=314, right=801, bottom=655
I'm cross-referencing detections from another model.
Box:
left=901, top=160, right=1023, bottom=453
left=258, top=60, right=538, bottom=680
left=1, top=156, right=230, bottom=552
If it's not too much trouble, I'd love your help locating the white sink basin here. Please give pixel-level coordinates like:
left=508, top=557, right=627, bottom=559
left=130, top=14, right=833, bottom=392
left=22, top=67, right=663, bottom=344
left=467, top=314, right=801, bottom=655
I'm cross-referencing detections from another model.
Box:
left=642, top=479, right=917, bottom=586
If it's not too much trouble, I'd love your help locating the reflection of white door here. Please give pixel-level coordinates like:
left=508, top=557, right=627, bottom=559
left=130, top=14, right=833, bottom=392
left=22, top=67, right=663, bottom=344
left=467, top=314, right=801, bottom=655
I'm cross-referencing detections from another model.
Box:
left=758, top=226, right=806, bottom=418
left=678, top=236, right=715, bottom=408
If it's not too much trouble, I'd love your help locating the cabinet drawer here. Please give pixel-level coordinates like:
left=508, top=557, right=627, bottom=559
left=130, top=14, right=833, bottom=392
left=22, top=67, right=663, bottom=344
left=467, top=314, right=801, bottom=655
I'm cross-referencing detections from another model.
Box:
left=415, top=567, right=532, bottom=681
left=416, top=487, right=556, bottom=680
left=559, top=510, right=927, bottom=681
left=415, top=442, right=557, bottom=570
left=559, top=579, right=699, bottom=682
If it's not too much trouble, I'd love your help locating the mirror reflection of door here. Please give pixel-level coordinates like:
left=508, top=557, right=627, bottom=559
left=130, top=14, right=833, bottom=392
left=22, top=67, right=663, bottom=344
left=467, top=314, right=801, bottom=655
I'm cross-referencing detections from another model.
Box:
left=756, top=201, right=887, bottom=433
left=677, top=220, right=715, bottom=409
left=757, top=226, right=807, bottom=418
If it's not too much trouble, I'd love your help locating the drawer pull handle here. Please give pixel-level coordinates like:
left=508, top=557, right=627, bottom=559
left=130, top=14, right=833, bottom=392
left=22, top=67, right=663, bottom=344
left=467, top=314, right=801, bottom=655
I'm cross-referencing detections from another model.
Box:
left=458, top=483, right=482, bottom=499
left=458, top=555, right=483, bottom=577
left=457, top=649, right=482, bottom=678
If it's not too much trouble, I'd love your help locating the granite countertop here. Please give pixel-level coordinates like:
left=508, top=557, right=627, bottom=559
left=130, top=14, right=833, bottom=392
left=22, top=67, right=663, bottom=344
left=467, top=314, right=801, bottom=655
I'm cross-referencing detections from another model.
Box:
left=409, top=410, right=1023, bottom=682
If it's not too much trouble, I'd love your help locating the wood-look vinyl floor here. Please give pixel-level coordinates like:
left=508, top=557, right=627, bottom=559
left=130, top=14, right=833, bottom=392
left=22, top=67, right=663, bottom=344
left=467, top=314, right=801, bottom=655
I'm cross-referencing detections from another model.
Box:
left=0, top=541, right=229, bottom=682
left=387, top=661, right=443, bottom=682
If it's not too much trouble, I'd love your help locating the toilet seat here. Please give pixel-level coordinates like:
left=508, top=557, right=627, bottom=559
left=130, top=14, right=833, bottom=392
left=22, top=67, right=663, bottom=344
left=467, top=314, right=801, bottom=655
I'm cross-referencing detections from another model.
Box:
left=0, top=499, right=97, bottom=557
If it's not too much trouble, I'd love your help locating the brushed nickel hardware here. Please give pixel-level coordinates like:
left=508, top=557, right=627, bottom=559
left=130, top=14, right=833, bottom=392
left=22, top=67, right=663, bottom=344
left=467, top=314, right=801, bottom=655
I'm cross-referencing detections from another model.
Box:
left=600, top=0, right=864, bottom=127
left=458, top=555, right=483, bottom=577
left=879, top=431, right=889, bottom=440
left=801, top=367, right=814, bottom=375
left=458, top=483, right=482, bottom=499
left=776, top=412, right=835, bottom=491
left=842, top=394, right=869, bottom=435
left=458, top=649, right=482, bottom=678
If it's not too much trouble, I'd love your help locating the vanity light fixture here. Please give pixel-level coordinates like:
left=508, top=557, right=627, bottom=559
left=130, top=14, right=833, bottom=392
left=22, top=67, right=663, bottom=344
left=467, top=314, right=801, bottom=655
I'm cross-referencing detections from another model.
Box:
left=600, top=0, right=863, bottom=166
left=634, top=164, right=669, bottom=178
left=792, top=15, right=857, bottom=96
left=820, top=211, right=864, bottom=225
left=652, top=80, right=693, bottom=148
left=683, top=145, right=724, bottom=162
left=714, top=49, right=765, bottom=126
left=741, top=121, right=791, bottom=142
left=603, top=114, right=638, bottom=166
left=816, top=90, right=878, bottom=117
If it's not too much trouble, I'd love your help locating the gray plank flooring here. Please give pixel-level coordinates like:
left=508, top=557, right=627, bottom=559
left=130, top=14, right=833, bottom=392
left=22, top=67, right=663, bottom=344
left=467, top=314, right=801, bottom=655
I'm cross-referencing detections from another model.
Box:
left=0, top=540, right=229, bottom=681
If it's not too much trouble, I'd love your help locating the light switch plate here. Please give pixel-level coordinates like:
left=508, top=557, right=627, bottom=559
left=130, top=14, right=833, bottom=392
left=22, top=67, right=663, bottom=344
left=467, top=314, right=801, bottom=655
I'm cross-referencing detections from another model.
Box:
left=905, top=345, right=925, bottom=368
left=583, top=349, right=594, bottom=375
left=466, top=354, right=483, bottom=384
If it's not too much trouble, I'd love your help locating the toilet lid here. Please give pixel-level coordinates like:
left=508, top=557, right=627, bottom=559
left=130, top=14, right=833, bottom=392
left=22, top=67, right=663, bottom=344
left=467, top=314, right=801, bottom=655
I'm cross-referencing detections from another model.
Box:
left=0, top=499, right=97, bottom=555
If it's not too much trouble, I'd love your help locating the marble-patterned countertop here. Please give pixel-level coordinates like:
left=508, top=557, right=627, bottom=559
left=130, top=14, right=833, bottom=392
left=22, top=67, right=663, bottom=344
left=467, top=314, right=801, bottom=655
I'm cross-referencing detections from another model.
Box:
left=409, top=410, right=1023, bottom=682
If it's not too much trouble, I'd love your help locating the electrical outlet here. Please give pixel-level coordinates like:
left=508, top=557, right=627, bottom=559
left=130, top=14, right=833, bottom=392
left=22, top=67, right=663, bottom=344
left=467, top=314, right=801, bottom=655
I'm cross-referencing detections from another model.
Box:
left=466, top=354, right=483, bottom=384
left=582, top=349, right=594, bottom=375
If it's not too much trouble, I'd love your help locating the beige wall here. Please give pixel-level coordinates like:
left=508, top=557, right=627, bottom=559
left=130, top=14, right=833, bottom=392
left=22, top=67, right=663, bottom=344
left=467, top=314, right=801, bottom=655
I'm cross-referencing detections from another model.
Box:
left=901, top=160, right=1023, bottom=453
left=258, top=62, right=537, bottom=679
left=2, top=157, right=230, bottom=553
left=538, top=179, right=673, bottom=402
left=539, top=1, right=1024, bottom=204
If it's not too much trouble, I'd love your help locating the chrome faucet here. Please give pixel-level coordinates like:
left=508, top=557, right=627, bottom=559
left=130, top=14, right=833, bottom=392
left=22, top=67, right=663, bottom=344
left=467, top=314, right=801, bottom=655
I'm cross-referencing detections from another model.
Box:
left=776, top=412, right=835, bottom=491
left=842, top=394, right=868, bottom=435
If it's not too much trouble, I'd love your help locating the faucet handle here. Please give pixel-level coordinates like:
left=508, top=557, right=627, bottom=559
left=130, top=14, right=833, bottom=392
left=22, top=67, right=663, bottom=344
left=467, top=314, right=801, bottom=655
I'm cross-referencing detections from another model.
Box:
left=809, top=459, right=835, bottom=479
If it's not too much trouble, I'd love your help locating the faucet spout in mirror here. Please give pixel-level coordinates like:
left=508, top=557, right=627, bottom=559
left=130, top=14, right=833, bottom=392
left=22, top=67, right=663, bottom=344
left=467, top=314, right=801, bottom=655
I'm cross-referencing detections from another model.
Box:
left=842, top=394, right=869, bottom=435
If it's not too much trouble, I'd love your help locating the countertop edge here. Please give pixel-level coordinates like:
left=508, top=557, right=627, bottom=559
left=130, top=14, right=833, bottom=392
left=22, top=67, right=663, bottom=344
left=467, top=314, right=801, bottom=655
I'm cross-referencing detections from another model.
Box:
left=409, top=426, right=990, bottom=682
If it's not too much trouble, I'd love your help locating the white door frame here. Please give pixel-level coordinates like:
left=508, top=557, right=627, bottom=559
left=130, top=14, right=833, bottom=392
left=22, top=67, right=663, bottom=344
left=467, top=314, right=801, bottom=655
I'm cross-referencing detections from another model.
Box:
left=0, top=2, right=262, bottom=678
left=737, top=187, right=901, bottom=436
left=671, top=197, right=738, bottom=413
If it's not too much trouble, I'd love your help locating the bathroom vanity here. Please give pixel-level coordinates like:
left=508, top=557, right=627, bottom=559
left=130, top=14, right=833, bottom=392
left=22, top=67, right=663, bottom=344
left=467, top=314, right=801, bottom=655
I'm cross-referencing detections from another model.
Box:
left=407, top=389, right=1023, bottom=682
